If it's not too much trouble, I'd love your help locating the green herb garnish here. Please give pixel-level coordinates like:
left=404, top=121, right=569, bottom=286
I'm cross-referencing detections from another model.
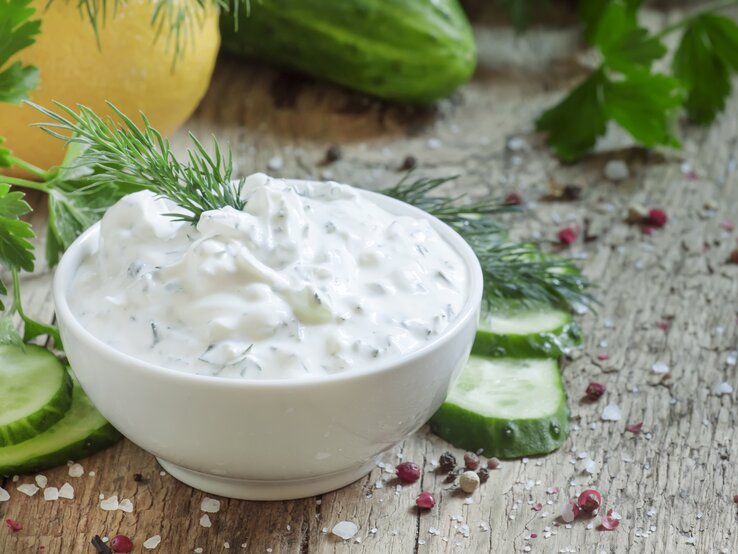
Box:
left=32, top=102, right=244, bottom=226
left=537, top=0, right=738, bottom=161
left=382, top=175, right=593, bottom=312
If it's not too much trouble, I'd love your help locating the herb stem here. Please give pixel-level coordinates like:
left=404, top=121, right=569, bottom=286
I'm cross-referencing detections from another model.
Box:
left=5, top=156, right=51, bottom=180
left=0, top=175, right=49, bottom=192
left=654, top=0, right=738, bottom=39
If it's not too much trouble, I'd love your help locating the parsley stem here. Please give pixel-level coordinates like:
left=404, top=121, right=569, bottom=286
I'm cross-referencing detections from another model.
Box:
left=6, top=156, right=50, bottom=180
left=0, top=175, right=49, bottom=192
left=654, top=0, right=738, bottom=39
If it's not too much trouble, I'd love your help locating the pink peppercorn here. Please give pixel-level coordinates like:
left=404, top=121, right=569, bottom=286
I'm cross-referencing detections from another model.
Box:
left=110, top=535, right=134, bottom=553
left=504, top=192, right=523, bottom=206
left=585, top=382, right=606, bottom=401
left=648, top=209, right=668, bottom=228
left=396, top=462, right=421, bottom=483
left=5, top=518, right=22, bottom=532
left=416, top=491, right=436, bottom=509
left=577, top=489, right=602, bottom=514
left=557, top=227, right=578, bottom=245
left=625, top=422, right=644, bottom=434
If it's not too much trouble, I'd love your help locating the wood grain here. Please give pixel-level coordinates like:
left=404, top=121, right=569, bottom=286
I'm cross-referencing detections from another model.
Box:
left=3, top=7, right=738, bottom=553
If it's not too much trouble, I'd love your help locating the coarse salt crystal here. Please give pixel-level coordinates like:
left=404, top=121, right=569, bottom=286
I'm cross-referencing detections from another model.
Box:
left=604, top=160, right=629, bottom=181
left=35, top=475, right=48, bottom=488
left=267, top=156, right=284, bottom=171
left=201, top=497, right=221, bottom=513
left=714, top=382, right=733, bottom=396
left=143, top=535, right=161, bottom=549
left=331, top=521, right=358, bottom=540
left=200, top=514, right=212, bottom=528
left=100, top=496, right=119, bottom=511
left=17, top=484, right=39, bottom=497
left=119, top=499, right=134, bottom=513
left=601, top=403, right=622, bottom=421
left=194, top=548, right=203, bottom=553
left=224, top=543, right=230, bottom=549
left=58, top=483, right=74, bottom=499
left=43, top=487, right=59, bottom=501
left=652, top=361, right=669, bottom=374
left=0, top=487, right=9, bottom=502
left=68, top=463, right=84, bottom=478
left=582, top=459, right=598, bottom=474
left=727, top=352, right=737, bottom=366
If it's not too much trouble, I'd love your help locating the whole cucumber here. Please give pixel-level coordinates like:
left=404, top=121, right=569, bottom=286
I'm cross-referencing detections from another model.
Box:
left=220, top=0, right=477, bottom=103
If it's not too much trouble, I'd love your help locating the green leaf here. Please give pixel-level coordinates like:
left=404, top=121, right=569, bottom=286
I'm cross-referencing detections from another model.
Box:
left=0, top=184, right=35, bottom=273
left=0, top=61, right=39, bottom=104
left=673, top=14, right=738, bottom=124
left=579, top=0, right=641, bottom=43
left=0, top=0, right=41, bottom=105
left=604, top=73, right=683, bottom=148
left=595, top=1, right=666, bottom=74
left=0, top=275, right=6, bottom=311
left=535, top=70, right=608, bottom=162
left=46, top=181, right=121, bottom=266
left=42, top=141, right=131, bottom=267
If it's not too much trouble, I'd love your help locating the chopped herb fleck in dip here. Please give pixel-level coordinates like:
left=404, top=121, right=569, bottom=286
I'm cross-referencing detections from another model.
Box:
left=70, top=174, right=468, bottom=379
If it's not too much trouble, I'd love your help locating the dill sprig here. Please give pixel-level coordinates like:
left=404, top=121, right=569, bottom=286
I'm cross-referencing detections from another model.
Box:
left=31, top=101, right=243, bottom=224
left=382, top=176, right=594, bottom=312
left=382, top=174, right=512, bottom=238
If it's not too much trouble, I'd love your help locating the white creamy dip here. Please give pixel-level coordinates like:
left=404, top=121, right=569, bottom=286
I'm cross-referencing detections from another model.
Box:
left=69, top=173, right=469, bottom=379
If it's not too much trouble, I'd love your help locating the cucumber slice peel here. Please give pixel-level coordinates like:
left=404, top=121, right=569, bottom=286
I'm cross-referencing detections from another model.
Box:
left=0, top=373, right=121, bottom=475
left=473, top=306, right=581, bottom=358
left=0, top=345, right=73, bottom=446
left=430, top=356, right=569, bottom=458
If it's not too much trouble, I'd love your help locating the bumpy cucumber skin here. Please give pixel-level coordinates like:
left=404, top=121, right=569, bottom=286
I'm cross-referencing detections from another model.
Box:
left=0, top=378, right=121, bottom=476
left=430, top=392, right=569, bottom=459
left=0, top=345, right=73, bottom=447
left=472, top=319, right=582, bottom=359
left=219, top=0, right=477, bottom=103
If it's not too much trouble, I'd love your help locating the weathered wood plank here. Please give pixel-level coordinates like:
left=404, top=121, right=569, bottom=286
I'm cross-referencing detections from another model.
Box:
left=3, top=7, right=738, bottom=553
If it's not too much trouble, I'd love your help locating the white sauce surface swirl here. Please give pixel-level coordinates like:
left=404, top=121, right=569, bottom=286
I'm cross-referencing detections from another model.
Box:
left=69, top=174, right=468, bottom=379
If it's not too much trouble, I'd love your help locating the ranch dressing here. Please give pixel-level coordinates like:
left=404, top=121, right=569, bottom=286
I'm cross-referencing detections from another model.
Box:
left=69, top=173, right=469, bottom=379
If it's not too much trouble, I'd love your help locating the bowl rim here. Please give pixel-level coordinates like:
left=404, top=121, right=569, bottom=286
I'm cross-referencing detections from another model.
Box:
left=52, top=184, right=483, bottom=389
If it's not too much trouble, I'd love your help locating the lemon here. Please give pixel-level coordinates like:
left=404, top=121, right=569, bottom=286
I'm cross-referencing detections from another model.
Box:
left=0, top=0, right=220, bottom=174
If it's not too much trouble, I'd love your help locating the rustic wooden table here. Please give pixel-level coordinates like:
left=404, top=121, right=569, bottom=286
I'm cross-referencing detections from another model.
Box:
left=2, top=6, right=738, bottom=553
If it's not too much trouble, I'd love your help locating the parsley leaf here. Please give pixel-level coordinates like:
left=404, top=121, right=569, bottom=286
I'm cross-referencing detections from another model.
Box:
left=604, top=73, right=683, bottom=148
left=0, top=184, right=35, bottom=310
left=673, top=13, right=738, bottom=124
left=579, top=0, right=641, bottom=43
left=594, top=1, right=665, bottom=74
left=0, top=0, right=41, bottom=104
left=46, top=181, right=122, bottom=266
left=536, top=70, right=609, bottom=162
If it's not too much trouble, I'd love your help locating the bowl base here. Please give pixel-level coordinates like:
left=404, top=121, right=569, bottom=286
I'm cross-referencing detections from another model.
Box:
left=156, top=458, right=377, bottom=500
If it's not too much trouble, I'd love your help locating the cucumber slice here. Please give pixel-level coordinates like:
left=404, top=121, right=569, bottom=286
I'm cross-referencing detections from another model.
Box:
left=0, top=345, right=73, bottom=446
left=0, top=374, right=121, bottom=475
left=473, top=306, right=581, bottom=358
left=430, top=356, right=569, bottom=458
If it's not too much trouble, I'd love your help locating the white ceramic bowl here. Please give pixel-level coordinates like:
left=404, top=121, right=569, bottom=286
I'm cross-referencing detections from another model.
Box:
left=53, top=187, right=483, bottom=500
